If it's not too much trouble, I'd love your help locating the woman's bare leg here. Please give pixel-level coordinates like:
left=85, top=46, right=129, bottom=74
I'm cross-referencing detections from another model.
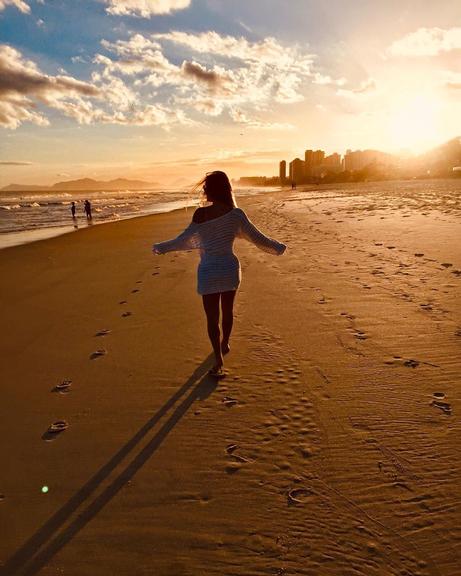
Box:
left=221, top=290, right=236, bottom=355
left=202, top=293, right=223, bottom=369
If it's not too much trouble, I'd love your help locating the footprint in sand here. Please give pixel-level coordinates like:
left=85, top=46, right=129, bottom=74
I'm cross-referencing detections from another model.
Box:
left=225, top=444, right=252, bottom=463
left=287, top=488, right=314, bottom=505
left=452, top=270, right=461, bottom=277
left=414, top=253, right=424, bottom=257
left=48, top=420, right=69, bottom=433
left=43, top=420, right=69, bottom=440
left=354, top=331, right=368, bottom=340
left=119, top=300, right=127, bottom=305
left=136, top=280, right=143, bottom=284
left=225, top=462, right=242, bottom=474
left=131, top=289, right=140, bottom=294
left=122, top=311, right=132, bottom=317
left=53, top=379, right=72, bottom=393
left=95, top=329, right=111, bottom=337
left=152, top=272, right=159, bottom=276
left=403, top=359, right=419, bottom=368
left=433, top=392, right=445, bottom=399
left=0, top=494, right=5, bottom=502
left=431, top=399, right=452, bottom=415
left=90, top=349, right=106, bottom=359
left=441, top=263, right=453, bottom=268
left=222, top=396, right=238, bottom=407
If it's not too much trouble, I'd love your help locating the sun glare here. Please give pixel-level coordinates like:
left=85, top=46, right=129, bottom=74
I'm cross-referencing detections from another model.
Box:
left=388, top=94, right=442, bottom=153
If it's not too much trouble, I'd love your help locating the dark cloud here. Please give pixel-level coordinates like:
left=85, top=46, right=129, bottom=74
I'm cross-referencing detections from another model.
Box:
left=0, top=46, right=100, bottom=98
left=0, top=45, right=102, bottom=127
left=181, top=61, right=222, bottom=86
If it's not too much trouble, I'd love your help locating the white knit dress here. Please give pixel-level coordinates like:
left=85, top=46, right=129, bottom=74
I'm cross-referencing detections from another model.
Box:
left=153, top=207, right=286, bottom=295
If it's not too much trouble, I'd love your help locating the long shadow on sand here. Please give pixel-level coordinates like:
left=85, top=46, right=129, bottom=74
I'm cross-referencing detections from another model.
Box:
left=2, top=356, right=217, bottom=576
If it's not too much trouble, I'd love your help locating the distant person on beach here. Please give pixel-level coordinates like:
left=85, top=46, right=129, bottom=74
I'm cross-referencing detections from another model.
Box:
left=153, top=170, right=286, bottom=377
left=71, top=202, right=76, bottom=218
left=84, top=200, right=92, bottom=220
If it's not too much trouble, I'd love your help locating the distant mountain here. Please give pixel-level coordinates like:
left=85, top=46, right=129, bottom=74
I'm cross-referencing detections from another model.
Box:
left=0, top=178, right=160, bottom=192
left=168, top=177, right=191, bottom=187
left=1, top=177, right=159, bottom=192
left=1, top=183, right=51, bottom=192
left=51, top=178, right=158, bottom=191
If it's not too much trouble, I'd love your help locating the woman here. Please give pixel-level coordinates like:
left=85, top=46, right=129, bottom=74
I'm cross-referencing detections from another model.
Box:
left=153, top=171, right=286, bottom=377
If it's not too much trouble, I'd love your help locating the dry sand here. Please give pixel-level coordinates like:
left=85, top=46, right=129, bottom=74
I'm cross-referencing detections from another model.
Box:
left=0, top=182, right=460, bottom=575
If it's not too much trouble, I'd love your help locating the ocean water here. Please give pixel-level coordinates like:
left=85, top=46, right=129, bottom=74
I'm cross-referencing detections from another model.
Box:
left=0, top=186, right=278, bottom=248
left=1, top=180, right=459, bottom=249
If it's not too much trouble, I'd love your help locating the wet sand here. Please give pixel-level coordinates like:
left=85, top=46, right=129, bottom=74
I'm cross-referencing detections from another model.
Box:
left=0, top=183, right=460, bottom=575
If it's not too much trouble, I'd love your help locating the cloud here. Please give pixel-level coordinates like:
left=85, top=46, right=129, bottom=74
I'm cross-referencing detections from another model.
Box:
left=102, top=0, right=191, bottom=18
left=0, top=44, right=102, bottom=127
left=181, top=61, right=222, bottom=87
left=155, top=31, right=315, bottom=72
left=337, top=78, right=376, bottom=98
left=229, top=108, right=294, bottom=130
left=442, top=71, right=461, bottom=90
left=0, top=29, right=335, bottom=131
left=0, top=0, right=30, bottom=13
left=0, top=45, right=99, bottom=99
left=0, top=43, right=194, bottom=128
left=388, top=27, right=461, bottom=57
left=149, top=148, right=288, bottom=166
left=71, top=55, right=87, bottom=64
left=0, top=160, right=32, bottom=165
left=94, top=30, right=318, bottom=124
left=0, top=94, right=48, bottom=128
left=312, top=72, right=346, bottom=86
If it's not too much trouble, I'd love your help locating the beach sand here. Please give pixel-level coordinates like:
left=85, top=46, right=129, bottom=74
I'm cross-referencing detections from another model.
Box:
left=0, top=184, right=460, bottom=575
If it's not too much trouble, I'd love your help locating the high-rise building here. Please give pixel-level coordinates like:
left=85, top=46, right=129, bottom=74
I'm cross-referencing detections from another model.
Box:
left=289, top=158, right=304, bottom=184
left=344, top=149, right=395, bottom=172
left=304, top=149, right=313, bottom=178
left=323, top=153, right=342, bottom=169
left=344, top=150, right=362, bottom=171
left=312, top=150, right=325, bottom=166
left=279, top=160, right=287, bottom=183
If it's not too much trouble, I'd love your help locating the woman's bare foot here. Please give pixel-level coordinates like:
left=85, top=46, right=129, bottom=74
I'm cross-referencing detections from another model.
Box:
left=209, top=361, right=225, bottom=378
left=221, top=340, right=230, bottom=355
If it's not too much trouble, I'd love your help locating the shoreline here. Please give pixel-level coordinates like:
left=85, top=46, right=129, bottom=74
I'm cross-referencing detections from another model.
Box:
left=0, top=200, right=197, bottom=250
left=1, top=177, right=458, bottom=250
left=0, top=186, right=288, bottom=250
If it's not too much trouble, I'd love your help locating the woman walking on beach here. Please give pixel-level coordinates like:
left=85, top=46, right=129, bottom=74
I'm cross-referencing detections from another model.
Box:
left=153, top=171, right=286, bottom=377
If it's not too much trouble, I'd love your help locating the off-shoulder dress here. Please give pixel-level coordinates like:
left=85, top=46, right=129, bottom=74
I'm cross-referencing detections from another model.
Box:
left=153, top=207, right=286, bottom=295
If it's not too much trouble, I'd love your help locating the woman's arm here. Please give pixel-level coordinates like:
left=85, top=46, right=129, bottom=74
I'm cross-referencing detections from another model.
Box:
left=153, top=222, right=200, bottom=255
left=237, top=209, right=286, bottom=255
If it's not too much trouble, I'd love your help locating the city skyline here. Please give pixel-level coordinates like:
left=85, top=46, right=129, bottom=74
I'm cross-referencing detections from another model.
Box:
left=1, top=1, right=460, bottom=186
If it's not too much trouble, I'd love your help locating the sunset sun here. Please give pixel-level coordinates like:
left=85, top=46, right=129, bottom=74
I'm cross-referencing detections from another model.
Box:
left=388, top=93, right=442, bottom=153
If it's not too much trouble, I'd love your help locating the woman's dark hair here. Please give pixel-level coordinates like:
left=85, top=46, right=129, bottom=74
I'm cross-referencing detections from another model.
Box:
left=198, top=171, right=236, bottom=207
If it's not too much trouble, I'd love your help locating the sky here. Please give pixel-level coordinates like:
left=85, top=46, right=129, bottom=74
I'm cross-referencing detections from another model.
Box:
left=0, top=0, right=460, bottom=186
